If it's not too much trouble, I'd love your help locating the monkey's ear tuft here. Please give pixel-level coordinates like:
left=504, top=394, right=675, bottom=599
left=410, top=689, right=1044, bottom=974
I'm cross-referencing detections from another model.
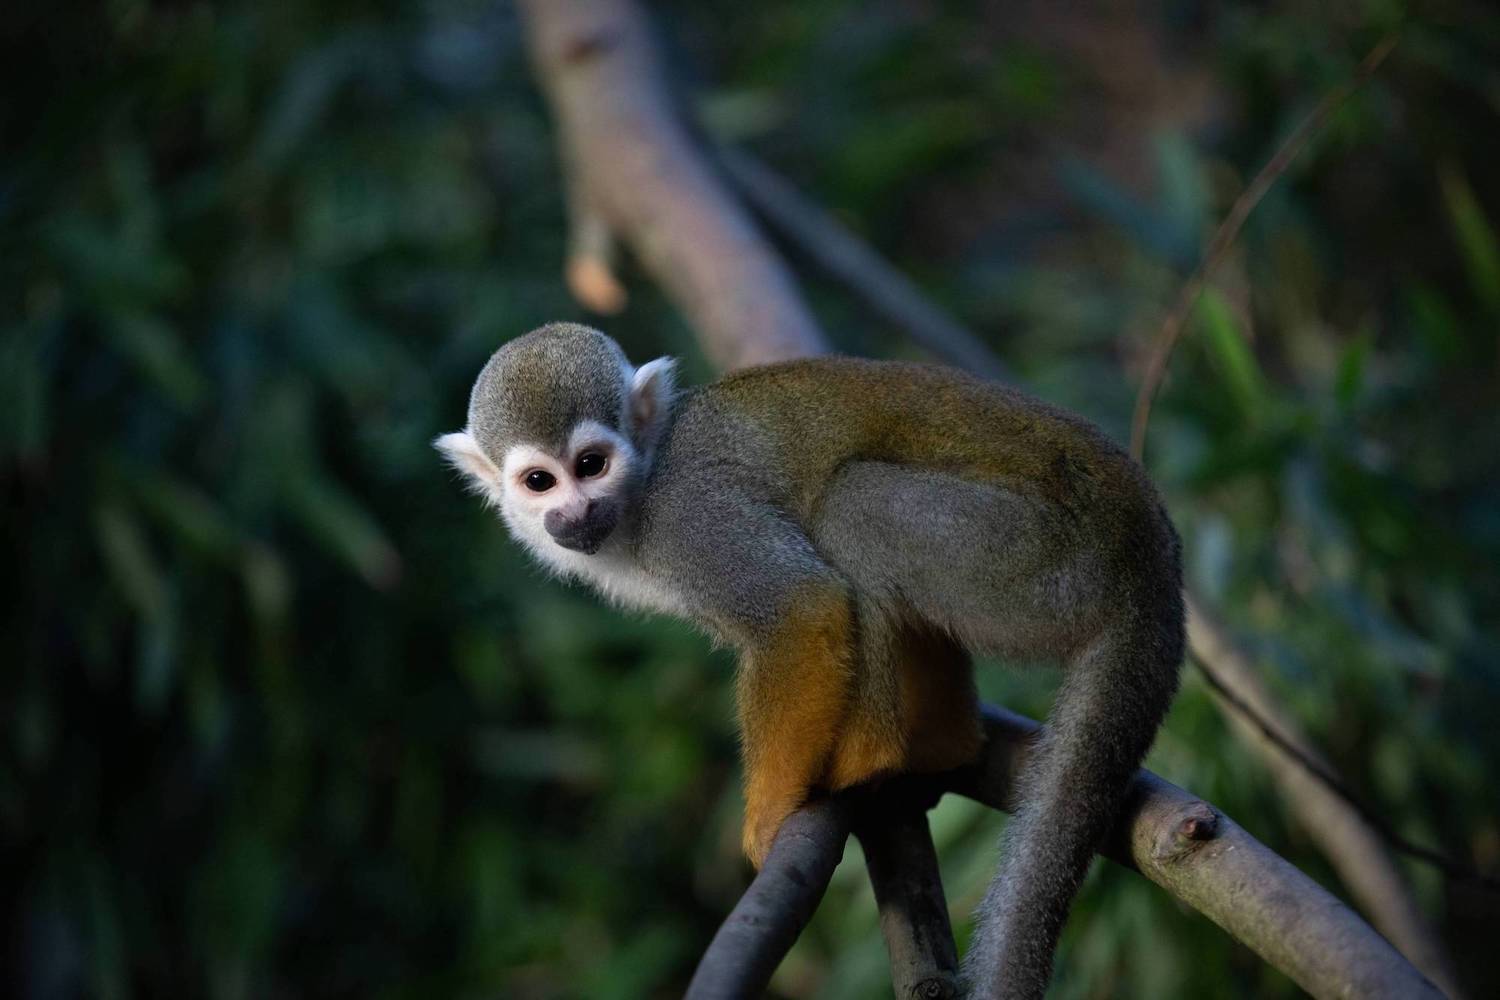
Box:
left=629, top=357, right=677, bottom=446
left=435, top=431, right=503, bottom=501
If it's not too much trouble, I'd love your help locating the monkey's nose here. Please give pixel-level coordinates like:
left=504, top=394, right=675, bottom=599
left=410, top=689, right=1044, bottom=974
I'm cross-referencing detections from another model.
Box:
left=544, top=501, right=616, bottom=554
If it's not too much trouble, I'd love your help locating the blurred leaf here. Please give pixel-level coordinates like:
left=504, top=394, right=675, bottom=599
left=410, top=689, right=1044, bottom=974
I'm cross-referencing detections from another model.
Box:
left=696, top=87, right=788, bottom=140
left=1153, top=132, right=1210, bottom=241
left=252, top=34, right=372, bottom=172
left=472, top=728, right=608, bottom=787
left=82, top=862, right=126, bottom=1000
left=0, top=325, right=51, bottom=461
left=285, top=474, right=402, bottom=589
left=831, top=101, right=984, bottom=201
left=94, top=503, right=168, bottom=621
left=1195, top=288, right=1264, bottom=417
left=983, top=46, right=1061, bottom=119
left=1439, top=163, right=1500, bottom=317
left=1403, top=283, right=1464, bottom=363
left=193, top=834, right=284, bottom=1000
left=106, top=313, right=207, bottom=410
left=134, top=472, right=241, bottom=559
left=1334, top=329, right=1371, bottom=410
left=1060, top=157, right=1198, bottom=270
left=241, top=542, right=292, bottom=634
left=46, top=218, right=187, bottom=307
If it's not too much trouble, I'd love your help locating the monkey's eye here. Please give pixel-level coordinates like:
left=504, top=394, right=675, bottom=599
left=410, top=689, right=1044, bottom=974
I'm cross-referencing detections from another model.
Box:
left=575, top=452, right=607, bottom=478
left=524, top=470, right=556, bottom=493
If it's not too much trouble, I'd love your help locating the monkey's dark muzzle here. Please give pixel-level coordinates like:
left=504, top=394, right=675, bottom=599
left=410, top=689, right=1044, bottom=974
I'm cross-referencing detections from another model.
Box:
left=544, top=500, right=619, bottom=555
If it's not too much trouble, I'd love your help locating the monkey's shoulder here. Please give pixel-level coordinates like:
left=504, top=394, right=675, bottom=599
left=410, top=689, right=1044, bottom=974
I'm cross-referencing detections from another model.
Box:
left=687, top=355, right=1102, bottom=437
left=667, top=356, right=1139, bottom=489
left=700, top=354, right=982, bottom=405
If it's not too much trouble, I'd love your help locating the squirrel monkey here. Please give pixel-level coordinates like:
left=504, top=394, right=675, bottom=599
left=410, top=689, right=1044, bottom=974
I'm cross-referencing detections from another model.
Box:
left=437, top=323, right=1183, bottom=999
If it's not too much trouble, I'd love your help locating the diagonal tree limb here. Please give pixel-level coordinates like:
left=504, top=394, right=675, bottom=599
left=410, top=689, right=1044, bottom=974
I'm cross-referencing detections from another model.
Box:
left=1187, top=600, right=1467, bottom=999
left=513, top=1, right=1455, bottom=997
left=717, top=147, right=1012, bottom=383
left=851, top=784, right=962, bottom=1000
left=685, top=799, right=852, bottom=1000
left=955, top=705, right=1443, bottom=1000
left=516, top=0, right=826, bottom=371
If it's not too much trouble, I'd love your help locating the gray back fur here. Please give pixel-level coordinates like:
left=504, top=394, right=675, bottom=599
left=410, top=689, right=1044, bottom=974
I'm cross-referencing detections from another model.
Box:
left=467, top=323, right=629, bottom=458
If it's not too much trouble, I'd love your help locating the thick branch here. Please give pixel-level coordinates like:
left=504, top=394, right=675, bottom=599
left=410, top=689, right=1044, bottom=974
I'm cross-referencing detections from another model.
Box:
left=953, top=706, right=1445, bottom=1000
left=1187, top=600, right=1467, bottom=999
left=852, top=789, right=961, bottom=1000
left=684, top=800, right=850, bottom=1000
left=516, top=0, right=827, bottom=370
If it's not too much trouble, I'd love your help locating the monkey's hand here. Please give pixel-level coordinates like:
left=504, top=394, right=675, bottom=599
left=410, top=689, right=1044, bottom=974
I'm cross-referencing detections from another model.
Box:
left=735, top=581, right=856, bottom=869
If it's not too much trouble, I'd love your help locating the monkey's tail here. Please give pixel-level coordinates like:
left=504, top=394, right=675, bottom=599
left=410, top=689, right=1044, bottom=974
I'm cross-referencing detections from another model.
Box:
left=962, top=604, right=1183, bottom=1000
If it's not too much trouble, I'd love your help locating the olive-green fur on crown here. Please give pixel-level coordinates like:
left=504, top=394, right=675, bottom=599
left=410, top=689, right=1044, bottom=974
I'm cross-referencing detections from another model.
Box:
left=467, top=323, right=629, bottom=458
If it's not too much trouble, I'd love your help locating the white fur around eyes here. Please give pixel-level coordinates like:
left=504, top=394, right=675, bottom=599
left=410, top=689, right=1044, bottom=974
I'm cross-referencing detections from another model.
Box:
left=489, top=431, right=685, bottom=616
left=437, top=359, right=684, bottom=618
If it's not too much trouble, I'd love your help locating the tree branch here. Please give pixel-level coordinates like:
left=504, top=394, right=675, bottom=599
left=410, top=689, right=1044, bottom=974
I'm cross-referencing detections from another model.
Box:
left=1187, top=600, right=1467, bottom=999
left=717, top=147, right=1011, bottom=383
left=516, top=0, right=826, bottom=370
left=852, top=786, right=961, bottom=1000
left=955, top=706, right=1444, bottom=1000
left=685, top=800, right=851, bottom=1000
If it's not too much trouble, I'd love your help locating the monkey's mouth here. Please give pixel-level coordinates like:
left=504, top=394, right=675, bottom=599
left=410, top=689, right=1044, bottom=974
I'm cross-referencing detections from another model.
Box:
left=544, top=501, right=619, bottom=555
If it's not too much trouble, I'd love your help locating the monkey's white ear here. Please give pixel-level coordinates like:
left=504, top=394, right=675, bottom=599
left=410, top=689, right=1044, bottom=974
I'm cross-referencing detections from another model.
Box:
left=628, top=357, right=677, bottom=445
left=434, top=431, right=503, bottom=501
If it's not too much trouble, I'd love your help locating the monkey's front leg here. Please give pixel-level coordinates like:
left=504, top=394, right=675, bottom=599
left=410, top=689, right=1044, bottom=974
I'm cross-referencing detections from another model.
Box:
left=736, top=584, right=856, bottom=867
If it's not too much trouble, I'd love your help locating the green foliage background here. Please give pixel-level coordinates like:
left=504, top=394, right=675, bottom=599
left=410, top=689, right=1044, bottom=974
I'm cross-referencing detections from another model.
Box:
left=4, top=1, right=1499, bottom=997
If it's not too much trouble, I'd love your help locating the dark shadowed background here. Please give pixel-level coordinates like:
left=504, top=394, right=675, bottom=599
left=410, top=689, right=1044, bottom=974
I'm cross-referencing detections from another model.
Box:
left=4, top=1, right=1499, bottom=997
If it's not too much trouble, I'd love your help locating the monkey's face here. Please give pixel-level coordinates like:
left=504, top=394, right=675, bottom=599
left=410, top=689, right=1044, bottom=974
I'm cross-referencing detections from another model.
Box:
left=495, top=420, right=638, bottom=557
left=436, top=327, right=677, bottom=572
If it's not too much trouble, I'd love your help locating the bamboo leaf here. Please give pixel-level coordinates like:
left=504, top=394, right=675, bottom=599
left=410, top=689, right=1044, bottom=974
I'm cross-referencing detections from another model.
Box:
left=107, top=313, right=206, bottom=410
left=1195, top=288, right=1264, bottom=417
left=286, top=475, right=402, bottom=589
left=1439, top=163, right=1500, bottom=317
left=94, top=504, right=168, bottom=621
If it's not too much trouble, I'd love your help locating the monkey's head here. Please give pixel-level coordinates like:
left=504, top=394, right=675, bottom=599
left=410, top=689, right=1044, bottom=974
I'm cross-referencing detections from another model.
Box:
left=435, top=323, right=677, bottom=561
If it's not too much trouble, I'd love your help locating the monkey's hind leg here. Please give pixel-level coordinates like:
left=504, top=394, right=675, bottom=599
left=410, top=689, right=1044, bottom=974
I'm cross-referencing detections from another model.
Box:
left=824, top=608, right=981, bottom=792
left=736, top=581, right=858, bottom=868
left=963, top=618, right=1180, bottom=1000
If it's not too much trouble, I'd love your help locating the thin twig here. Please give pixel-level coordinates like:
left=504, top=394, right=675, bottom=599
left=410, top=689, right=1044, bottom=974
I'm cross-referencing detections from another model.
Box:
left=719, top=147, right=1012, bottom=382
left=1128, top=34, right=1398, bottom=460
left=1192, top=648, right=1499, bottom=893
